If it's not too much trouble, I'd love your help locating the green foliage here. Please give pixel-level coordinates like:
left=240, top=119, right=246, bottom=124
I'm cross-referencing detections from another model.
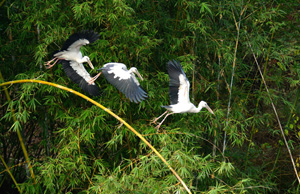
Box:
left=1, top=0, right=300, bottom=193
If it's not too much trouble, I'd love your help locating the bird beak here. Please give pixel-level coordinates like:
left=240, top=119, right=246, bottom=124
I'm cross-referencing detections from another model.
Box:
left=135, top=70, right=144, bottom=81
left=87, top=58, right=95, bottom=69
left=205, top=105, right=214, bottom=115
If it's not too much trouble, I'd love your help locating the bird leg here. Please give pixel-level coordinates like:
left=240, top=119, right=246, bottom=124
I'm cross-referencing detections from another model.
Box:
left=44, top=57, right=59, bottom=69
left=151, top=110, right=168, bottom=124
left=88, top=72, right=102, bottom=85
left=155, top=112, right=174, bottom=132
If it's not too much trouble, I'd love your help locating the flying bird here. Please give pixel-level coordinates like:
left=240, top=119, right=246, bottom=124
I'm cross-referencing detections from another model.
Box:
left=45, top=30, right=101, bottom=96
left=60, top=59, right=101, bottom=96
left=97, top=63, right=148, bottom=103
left=153, top=60, right=214, bottom=130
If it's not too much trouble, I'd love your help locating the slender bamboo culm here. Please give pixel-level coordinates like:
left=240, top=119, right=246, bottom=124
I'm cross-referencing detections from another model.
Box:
left=223, top=2, right=243, bottom=155
left=247, top=40, right=300, bottom=184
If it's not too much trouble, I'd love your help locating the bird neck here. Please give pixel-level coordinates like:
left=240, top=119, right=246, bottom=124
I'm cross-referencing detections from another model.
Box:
left=128, top=68, right=135, bottom=74
left=195, top=104, right=204, bottom=113
left=77, top=56, right=87, bottom=64
left=189, top=104, right=202, bottom=113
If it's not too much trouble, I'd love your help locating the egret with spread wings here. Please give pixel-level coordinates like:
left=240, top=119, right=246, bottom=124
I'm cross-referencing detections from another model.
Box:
left=153, top=60, right=214, bottom=130
left=45, top=30, right=101, bottom=96
left=97, top=63, right=148, bottom=103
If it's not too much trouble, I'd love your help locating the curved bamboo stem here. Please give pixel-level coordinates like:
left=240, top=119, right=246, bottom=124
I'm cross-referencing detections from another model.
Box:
left=0, top=79, right=192, bottom=194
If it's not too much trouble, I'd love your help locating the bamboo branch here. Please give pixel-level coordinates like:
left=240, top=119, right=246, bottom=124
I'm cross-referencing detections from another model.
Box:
left=246, top=40, right=300, bottom=184
left=0, top=79, right=192, bottom=194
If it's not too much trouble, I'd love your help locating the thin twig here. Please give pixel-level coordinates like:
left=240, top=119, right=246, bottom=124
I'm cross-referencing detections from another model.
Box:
left=246, top=39, right=300, bottom=184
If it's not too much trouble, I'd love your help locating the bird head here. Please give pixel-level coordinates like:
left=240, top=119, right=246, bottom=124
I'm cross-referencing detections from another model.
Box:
left=199, top=101, right=214, bottom=115
left=82, top=56, right=94, bottom=69
left=129, top=67, right=144, bottom=81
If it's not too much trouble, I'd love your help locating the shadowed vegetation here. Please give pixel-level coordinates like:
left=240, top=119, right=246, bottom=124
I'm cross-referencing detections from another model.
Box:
left=1, top=0, right=300, bottom=193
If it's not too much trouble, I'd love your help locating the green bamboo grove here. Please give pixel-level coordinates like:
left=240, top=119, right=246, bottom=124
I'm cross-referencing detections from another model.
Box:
left=1, top=1, right=300, bottom=193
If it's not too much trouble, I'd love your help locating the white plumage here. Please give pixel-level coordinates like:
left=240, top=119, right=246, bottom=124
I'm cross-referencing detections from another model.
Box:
left=69, top=60, right=94, bottom=83
left=45, top=30, right=101, bottom=96
left=106, top=63, right=132, bottom=80
left=153, top=60, right=214, bottom=130
left=177, top=74, right=190, bottom=104
left=98, top=63, right=148, bottom=103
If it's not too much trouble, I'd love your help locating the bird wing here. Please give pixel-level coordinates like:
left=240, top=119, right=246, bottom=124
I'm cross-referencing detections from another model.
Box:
left=167, top=60, right=190, bottom=105
left=61, top=30, right=99, bottom=52
left=61, top=60, right=100, bottom=96
left=100, top=63, right=148, bottom=103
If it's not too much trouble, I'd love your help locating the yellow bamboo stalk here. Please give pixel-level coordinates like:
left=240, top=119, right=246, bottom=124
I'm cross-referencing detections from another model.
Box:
left=0, top=155, right=21, bottom=193
left=0, top=72, right=36, bottom=186
left=0, top=79, right=192, bottom=194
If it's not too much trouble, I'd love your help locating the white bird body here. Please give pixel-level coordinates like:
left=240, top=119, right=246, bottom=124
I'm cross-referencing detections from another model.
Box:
left=105, top=63, right=132, bottom=80
left=45, top=31, right=100, bottom=96
left=98, top=63, right=148, bottom=103
left=54, top=50, right=82, bottom=62
left=163, top=103, right=197, bottom=113
left=163, top=101, right=211, bottom=113
left=53, top=39, right=91, bottom=65
left=154, top=60, right=214, bottom=130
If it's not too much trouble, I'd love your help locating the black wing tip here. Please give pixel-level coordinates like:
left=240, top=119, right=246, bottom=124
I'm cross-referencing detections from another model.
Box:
left=120, top=84, right=148, bottom=103
left=129, top=92, right=148, bottom=103
left=129, top=95, right=147, bottom=103
left=87, top=85, right=101, bottom=96
left=167, top=59, right=183, bottom=71
left=125, top=82, right=148, bottom=103
left=79, top=80, right=102, bottom=97
left=166, top=59, right=185, bottom=105
left=61, top=30, right=99, bottom=50
left=131, top=89, right=148, bottom=103
left=78, top=30, right=99, bottom=43
left=167, top=59, right=180, bottom=65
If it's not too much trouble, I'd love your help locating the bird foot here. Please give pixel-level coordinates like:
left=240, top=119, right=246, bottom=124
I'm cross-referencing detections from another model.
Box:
left=88, top=72, right=102, bottom=85
left=151, top=117, right=160, bottom=125
left=44, top=57, right=59, bottom=69
left=155, top=124, right=161, bottom=132
left=45, top=63, right=55, bottom=69
left=44, top=61, right=51, bottom=66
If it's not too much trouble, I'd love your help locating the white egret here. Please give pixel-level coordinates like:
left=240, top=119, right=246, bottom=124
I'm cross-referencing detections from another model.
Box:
left=153, top=60, right=214, bottom=130
left=97, top=63, right=147, bottom=103
left=45, top=30, right=101, bottom=96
